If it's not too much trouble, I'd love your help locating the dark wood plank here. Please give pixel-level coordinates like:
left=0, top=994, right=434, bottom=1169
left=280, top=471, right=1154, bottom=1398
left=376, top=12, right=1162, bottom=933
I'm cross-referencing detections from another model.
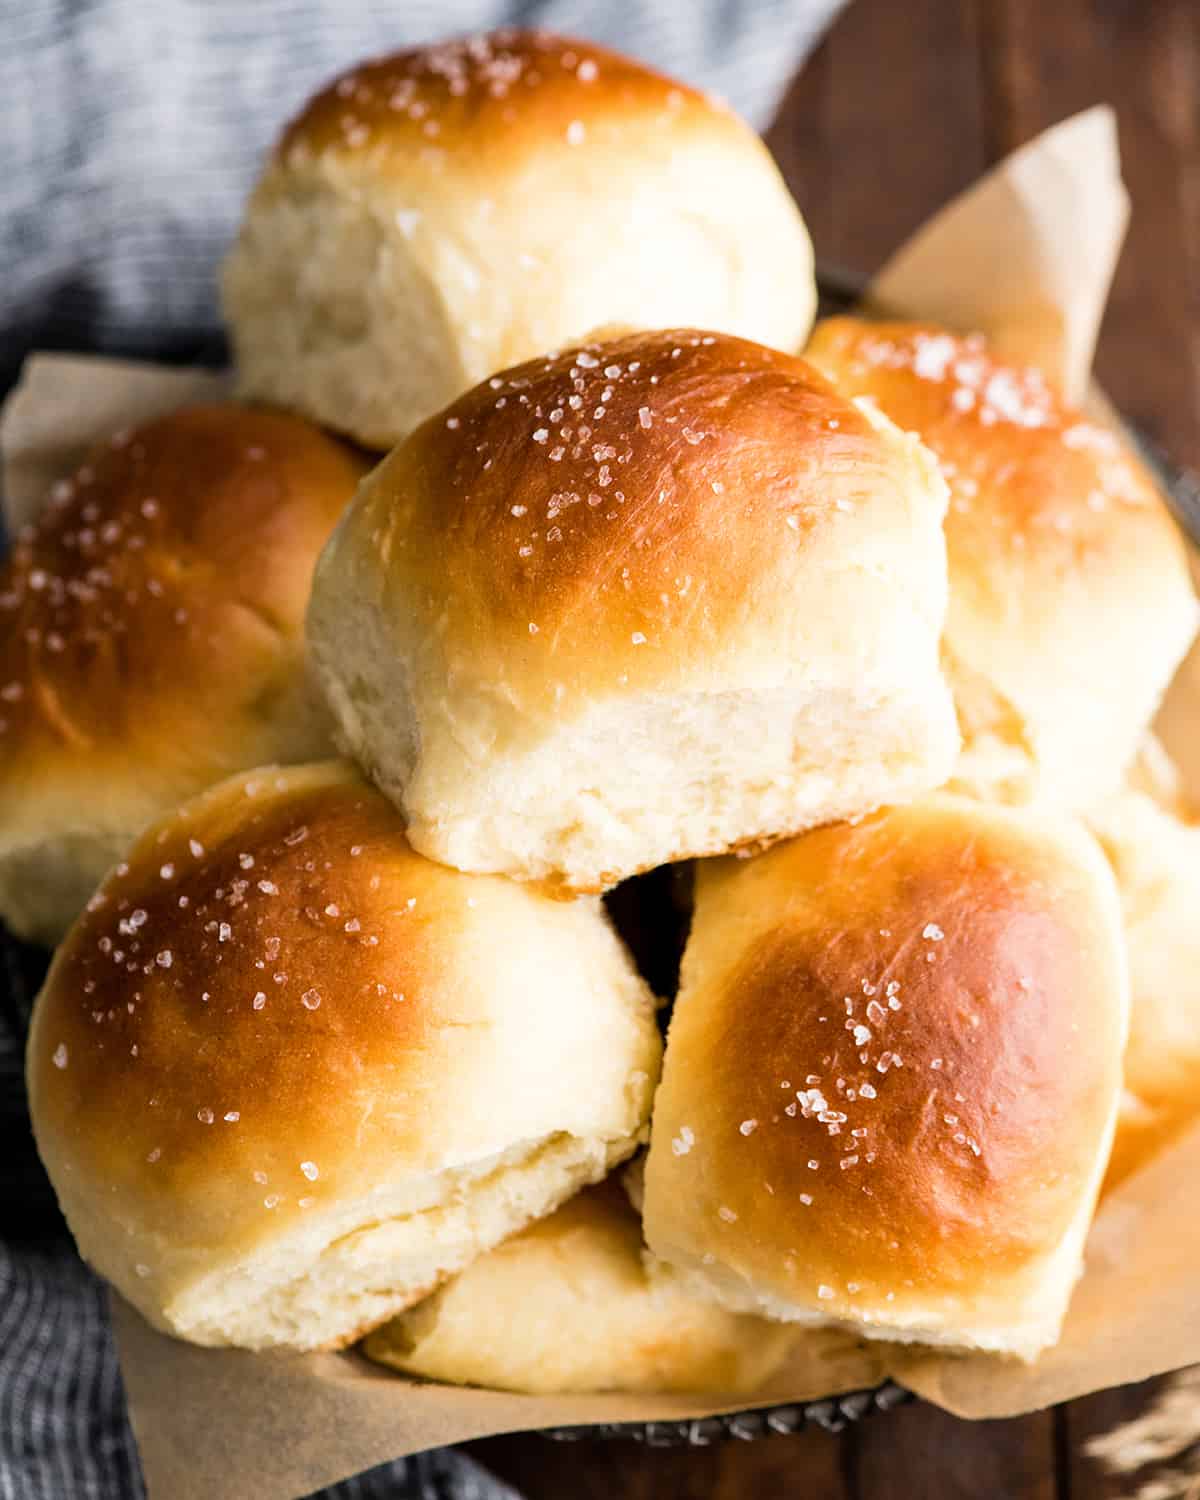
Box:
left=852, top=1399, right=1058, bottom=1500
left=1063, top=1372, right=1200, bottom=1500
left=766, top=26, right=835, bottom=260
left=973, top=0, right=1200, bottom=469
left=466, top=1426, right=853, bottom=1500
left=766, top=0, right=989, bottom=278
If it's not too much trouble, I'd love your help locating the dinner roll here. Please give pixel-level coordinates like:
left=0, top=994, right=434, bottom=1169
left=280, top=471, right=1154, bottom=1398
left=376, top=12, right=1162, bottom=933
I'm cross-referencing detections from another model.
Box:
left=642, top=796, right=1127, bottom=1359
left=806, top=318, right=1199, bottom=811
left=222, top=30, right=816, bottom=448
left=364, top=1176, right=795, bottom=1394
left=308, top=329, right=959, bottom=892
left=26, top=762, right=660, bottom=1351
left=1088, top=781, right=1200, bottom=1191
left=0, top=405, right=368, bottom=945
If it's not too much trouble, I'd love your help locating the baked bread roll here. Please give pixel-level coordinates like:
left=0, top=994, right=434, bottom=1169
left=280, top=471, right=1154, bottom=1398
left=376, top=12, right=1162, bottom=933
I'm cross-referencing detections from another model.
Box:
left=365, top=1176, right=795, bottom=1394
left=642, top=796, right=1128, bottom=1359
left=1088, top=780, right=1200, bottom=1191
left=0, top=405, right=368, bottom=945
left=222, top=30, right=816, bottom=448
left=308, top=329, right=959, bottom=893
left=26, top=761, right=660, bottom=1351
left=806, top=318, right=1199, bottom=811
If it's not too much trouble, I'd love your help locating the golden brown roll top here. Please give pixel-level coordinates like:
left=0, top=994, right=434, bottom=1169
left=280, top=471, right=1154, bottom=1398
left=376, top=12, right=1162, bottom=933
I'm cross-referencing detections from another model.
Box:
left=223, top=30, right=816, bottom=447
left=308, top=328, right=959, bottom=892
left=806, top=317, right=1198, bottom=811
left=278, top=29, right=716, bottom=160
left=365, top=1176, right=798, bottom=1395
left=642, top=796, right=1128, bottom=1359
left=27, top=762, right=661, bottom=1350
left=0, top=404, right=368, bottom=943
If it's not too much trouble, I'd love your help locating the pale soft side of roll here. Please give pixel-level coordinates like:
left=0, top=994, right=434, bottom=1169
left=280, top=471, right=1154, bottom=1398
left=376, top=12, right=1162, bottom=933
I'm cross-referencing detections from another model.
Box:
left=806, top=318, right=1199, bottom=813
left=364, top=1175, right=797, bottom=1395
left=1087, top=772, right=1200, bottom=1193
left=26, top=761, right=661, bottom=1351
left=222, top=29, right=817, bottom=448
left=0, top=404, right=369, bottom=945
left=307, top=328, right=960, bottom=894
left=642, top=796, right=1129, bottom=1361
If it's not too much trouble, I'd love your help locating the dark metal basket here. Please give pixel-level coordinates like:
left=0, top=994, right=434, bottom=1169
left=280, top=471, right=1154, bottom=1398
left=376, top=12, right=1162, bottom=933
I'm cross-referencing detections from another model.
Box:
left=543, top=1380, right=912, bottom=1445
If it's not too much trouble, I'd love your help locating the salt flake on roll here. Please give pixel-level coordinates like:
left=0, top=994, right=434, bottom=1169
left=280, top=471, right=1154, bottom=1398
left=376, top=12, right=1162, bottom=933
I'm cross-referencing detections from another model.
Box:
left=806, top=318, right=1199, bottom=811
left=307, top=329, right=960, bottom=893
left=0, top=404, right=368, bottom=945
left=222, top=29, right=817, bottom=448
left=642, top=796, right=1128, bottom=1359
left=26, top=761, right=660, bottom=1351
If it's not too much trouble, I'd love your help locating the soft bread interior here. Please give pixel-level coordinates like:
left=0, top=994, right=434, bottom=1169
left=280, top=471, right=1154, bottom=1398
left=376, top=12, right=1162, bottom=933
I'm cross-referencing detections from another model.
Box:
left=145, top=1131, right=641, bottom=1351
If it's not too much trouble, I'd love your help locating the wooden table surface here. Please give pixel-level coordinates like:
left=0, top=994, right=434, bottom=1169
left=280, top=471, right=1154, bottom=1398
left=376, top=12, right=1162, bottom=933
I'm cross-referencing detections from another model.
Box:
left=468, top=1, right=1200, bottom=1495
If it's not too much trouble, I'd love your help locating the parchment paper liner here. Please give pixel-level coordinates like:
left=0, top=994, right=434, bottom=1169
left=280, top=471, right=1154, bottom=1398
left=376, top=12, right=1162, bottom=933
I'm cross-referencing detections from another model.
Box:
left=4, top=104, right=1197, bottom=1499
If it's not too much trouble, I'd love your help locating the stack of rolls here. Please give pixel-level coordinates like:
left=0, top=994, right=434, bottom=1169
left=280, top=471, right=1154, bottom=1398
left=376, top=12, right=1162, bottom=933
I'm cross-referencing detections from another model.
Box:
left=11, top=28, right=1200, bottom=1399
